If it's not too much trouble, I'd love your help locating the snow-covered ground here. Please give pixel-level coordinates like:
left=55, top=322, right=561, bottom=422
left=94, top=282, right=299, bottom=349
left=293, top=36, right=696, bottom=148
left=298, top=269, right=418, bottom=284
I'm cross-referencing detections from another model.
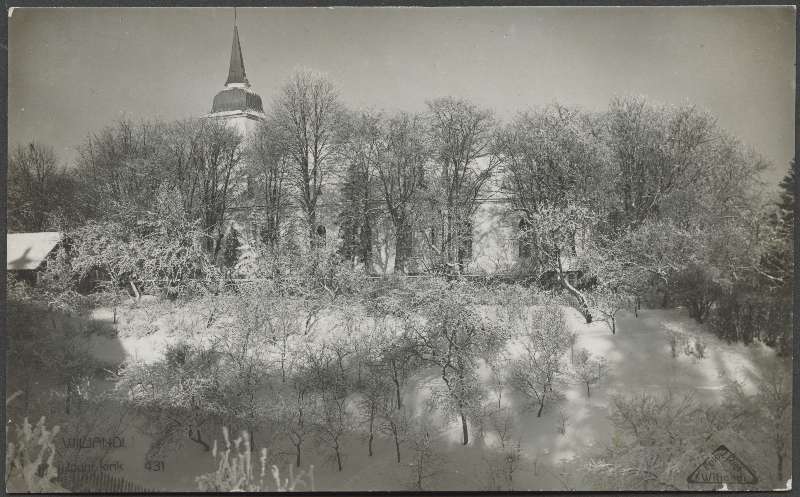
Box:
left=80, top=302, right=777, bottom=491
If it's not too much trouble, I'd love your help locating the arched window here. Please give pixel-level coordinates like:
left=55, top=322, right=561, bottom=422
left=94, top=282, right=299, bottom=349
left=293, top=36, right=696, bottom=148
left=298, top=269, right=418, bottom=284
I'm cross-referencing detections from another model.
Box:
left=519, top=218, right=532, bottom=259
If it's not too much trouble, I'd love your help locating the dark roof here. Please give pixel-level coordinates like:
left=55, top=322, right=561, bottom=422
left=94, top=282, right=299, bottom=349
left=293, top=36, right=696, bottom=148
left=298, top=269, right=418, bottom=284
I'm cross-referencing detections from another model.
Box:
left=211, top=86, right=264, bottom=114
left=225, top=25, right=249, bottom=87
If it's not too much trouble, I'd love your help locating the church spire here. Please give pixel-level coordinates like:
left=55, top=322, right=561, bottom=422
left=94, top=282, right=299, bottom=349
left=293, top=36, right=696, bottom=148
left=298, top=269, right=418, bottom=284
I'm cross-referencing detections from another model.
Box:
left=210, top=8, right=264, bottom=117
left=225, top=9, right=249, bottom=87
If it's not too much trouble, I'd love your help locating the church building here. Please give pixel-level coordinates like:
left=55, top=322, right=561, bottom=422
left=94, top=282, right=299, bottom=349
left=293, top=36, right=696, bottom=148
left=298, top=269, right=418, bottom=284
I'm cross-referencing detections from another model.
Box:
left=205, top=20, right=525, bottom=275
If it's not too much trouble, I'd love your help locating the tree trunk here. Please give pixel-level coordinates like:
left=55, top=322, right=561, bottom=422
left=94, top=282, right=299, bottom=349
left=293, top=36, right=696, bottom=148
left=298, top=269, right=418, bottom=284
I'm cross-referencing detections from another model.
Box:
left=537, top=398, right=545, bottom=418
left=394, top=216, right=413, bottom=274
left=611, top=316, right=616, bottom=335
left=189, top=428, right=211, bottom=452
left=295, top=444, right=302, bottom=468
left=558, top=272, right=592, bottom=323
left=308, top=209, right=318, bottom=250
left=368, top=406, right=375, bottom=457
left=335, top=445, right=343, bottom=472
left=391, top=420, right=401, bottom=463
left=460, top=412, right=469, bottom=445
left=586, top=383, right=591, bottom=398
left=391, top=361, right=402, bottom=409
left=360, top=212, right=373, bottom=272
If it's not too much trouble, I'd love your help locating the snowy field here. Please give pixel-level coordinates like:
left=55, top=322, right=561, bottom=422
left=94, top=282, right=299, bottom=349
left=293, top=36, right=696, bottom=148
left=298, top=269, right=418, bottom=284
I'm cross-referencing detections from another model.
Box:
left=80, top=301, right=777, bottom=491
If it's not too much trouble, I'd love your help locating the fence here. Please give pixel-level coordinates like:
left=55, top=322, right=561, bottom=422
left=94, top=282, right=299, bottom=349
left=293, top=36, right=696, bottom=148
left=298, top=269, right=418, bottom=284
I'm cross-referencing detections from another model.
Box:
left=56, top=468, right=156, bottom=493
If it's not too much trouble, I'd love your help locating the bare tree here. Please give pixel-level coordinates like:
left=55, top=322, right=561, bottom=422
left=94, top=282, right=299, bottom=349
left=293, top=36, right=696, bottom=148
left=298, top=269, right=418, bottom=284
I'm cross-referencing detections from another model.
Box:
left=378, top=400, right=413, bottom=464
left=524, top=204, right=596, bottom=322
left=424, top=97, right=497, bottom=273
left=76, top=119, right=168, bottom=218
left=586, top=390, right=703, bottom=490
left=726, top=359, right=792, bottom=484
left=496, top=105, right=608, bottom=218
left=495, top=105, right=609, bottom=319
left=317, top=396, right=352, bottom=472
left=159, top=119, right=245, bottom=256
left=383, top=337, right=420, bottom=411
left=8, top=142, right=80, bottom=231
left=275, top=359, right=320, bottom=469
left=303, top=343, right=353, bottom=472
left=605, top=96, right=719, bottom=229
left=571, top=348, right=608, bottom=398
left=483, top=439, right=522, bottom=491
left=413, top=285, right=509, bottom=445
left=376, top=112, right=431, bottom=273
left=590, top=287, right=631, bottom=335
left=407, top=421, right=442, bottom=490
left=271, top=70, right=342, bottom=247
left=486, top=352, right=509, bottom=409
left=358, top=361, right=388, bottom=458
left=510, top=305, right=571, bottom=417
left=247, top=119, right=292, bottom=248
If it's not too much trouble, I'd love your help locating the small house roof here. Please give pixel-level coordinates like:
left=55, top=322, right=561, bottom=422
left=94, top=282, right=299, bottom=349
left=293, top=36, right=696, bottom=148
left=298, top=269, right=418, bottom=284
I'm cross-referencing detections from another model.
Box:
left=7, top=232, right=63, bottom=271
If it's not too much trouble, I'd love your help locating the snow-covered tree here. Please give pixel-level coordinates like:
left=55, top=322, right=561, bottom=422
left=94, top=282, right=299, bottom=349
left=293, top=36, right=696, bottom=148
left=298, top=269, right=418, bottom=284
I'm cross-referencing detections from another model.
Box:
left=412, top=283, right=509, bottom=445
left=375, top=112, right=431, bottom=273
left=423, top=97, right=497, bottom=274
left=523, top=204, right=596, bottom=322
left=407, top=421, right=442, bottom=490
left=270, top=70, right=343, bottom=247
left=510, top=305, right=571, bottom=417
left=571, top=348, right=608, bottom=398
left=584, top=390, right=704, bottom=490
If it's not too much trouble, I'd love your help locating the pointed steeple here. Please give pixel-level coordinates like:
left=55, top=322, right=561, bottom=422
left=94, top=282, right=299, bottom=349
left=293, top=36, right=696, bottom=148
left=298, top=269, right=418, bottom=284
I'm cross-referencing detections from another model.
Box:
left=209, top=8, right=264, bottom=117
left=225, top=13, right=249, bottom=87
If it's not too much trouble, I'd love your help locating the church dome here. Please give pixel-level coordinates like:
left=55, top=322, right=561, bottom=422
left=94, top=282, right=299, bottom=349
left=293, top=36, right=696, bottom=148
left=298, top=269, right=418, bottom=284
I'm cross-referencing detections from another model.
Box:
left=211, top=86, right=264, bottom=114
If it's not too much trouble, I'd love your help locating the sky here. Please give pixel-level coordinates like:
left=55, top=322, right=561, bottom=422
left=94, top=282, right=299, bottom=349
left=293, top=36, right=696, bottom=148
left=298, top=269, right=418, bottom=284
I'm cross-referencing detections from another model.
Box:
left=8, top=6, right=796, bottom=186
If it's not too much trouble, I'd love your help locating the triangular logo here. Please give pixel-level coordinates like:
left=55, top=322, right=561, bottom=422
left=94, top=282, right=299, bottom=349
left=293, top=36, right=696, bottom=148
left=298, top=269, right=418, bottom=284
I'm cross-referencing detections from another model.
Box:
left=687, top=445, right=758, bottom=484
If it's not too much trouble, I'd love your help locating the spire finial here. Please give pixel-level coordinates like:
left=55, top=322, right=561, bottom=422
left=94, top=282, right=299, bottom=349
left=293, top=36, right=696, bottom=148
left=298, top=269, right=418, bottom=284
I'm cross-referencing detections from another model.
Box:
left=234, top=7, right=237, bottom=26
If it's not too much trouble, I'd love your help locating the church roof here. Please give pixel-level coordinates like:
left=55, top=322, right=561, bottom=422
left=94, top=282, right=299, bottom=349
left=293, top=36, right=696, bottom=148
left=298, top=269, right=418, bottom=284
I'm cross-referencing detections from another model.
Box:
left=209, top=19, right=265, bottom=117
left=212, top=86, right=264, bottom=114
left=225, top=25, right=249, bottom=87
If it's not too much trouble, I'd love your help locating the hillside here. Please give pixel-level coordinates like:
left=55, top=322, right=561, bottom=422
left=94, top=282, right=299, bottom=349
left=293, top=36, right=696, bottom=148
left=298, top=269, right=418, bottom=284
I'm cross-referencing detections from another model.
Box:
left=80, top=301, right=779, bottom=491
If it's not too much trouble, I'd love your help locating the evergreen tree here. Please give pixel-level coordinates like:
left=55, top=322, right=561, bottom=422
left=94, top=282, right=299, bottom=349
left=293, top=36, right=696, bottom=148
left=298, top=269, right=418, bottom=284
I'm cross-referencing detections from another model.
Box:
left=222, top=227, right=242, bottom=270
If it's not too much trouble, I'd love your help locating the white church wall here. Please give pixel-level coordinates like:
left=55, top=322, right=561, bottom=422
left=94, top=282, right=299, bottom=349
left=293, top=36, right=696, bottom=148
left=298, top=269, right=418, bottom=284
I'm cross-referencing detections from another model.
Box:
left=468, top=200, right=519, bottom=273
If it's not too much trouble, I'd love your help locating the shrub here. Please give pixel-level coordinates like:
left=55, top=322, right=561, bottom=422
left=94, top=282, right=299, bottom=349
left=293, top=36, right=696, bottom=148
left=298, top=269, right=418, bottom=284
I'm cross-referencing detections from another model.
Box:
left=671, top=265, right=721, bottom=324
left=693, top=339, right=706, bottom=359
left=5, top=417, right=61, bottom=492
left=709, top=286, right=792, bottom=354
left=196, top=428, right=314, bottom=491
left=164, top=341, right=191, bottom=368
left=668, top=331, right=680, bottom=358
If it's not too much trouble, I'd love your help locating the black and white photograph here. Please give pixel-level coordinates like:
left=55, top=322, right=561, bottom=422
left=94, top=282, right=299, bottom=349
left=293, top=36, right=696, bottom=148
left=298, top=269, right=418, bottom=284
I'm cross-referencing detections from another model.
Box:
left=4, top=5, right=795, bottom=492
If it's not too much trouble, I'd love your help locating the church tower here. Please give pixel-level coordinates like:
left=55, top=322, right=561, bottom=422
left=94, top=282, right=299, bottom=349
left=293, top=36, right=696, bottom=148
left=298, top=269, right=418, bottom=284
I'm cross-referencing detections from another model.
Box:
left=207, top=12, right=265, bottom=137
